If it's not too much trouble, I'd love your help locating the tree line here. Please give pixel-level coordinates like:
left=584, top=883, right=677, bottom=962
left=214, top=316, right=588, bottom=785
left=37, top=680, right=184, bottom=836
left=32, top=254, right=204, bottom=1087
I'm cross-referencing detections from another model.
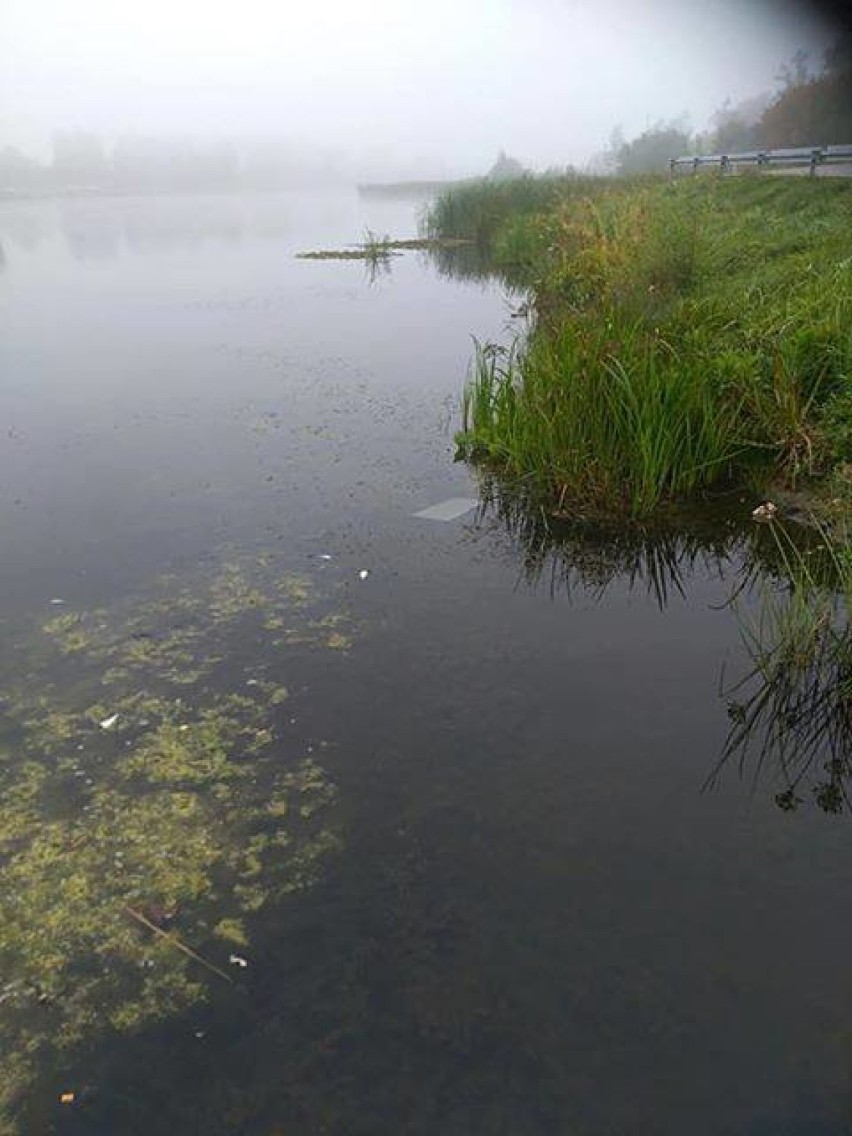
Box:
left=606, top=33, right=852, bottom=176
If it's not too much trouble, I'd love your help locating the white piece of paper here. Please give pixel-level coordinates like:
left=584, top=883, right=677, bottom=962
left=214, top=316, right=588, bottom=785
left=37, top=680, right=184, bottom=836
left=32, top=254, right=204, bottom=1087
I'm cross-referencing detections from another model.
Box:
left=413, top=497, right=478, bottom=522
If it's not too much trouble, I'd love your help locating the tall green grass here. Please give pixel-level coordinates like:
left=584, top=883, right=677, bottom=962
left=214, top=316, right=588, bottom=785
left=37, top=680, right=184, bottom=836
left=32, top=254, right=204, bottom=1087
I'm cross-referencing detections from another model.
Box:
left=435, top=174, right=852, bottom=518
left=423, top=174, right=581, bottom=248
left=461, top=324, right=745, bottom=515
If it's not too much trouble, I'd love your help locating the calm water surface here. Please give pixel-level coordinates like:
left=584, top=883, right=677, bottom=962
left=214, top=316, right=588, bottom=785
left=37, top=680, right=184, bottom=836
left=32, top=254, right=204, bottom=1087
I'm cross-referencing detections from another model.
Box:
left=1, top=192, right=850, bottom=1135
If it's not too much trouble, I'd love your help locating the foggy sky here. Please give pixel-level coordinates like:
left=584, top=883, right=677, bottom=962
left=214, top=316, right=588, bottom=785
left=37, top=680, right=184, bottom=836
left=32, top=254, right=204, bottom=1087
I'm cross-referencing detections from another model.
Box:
left=0, top=0, right=836, bottom=178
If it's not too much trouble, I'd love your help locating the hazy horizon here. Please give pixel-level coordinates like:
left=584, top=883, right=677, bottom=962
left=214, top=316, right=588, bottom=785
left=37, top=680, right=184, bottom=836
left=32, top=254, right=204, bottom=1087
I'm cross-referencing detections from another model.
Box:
left=0, top=0, right=844, bottom=181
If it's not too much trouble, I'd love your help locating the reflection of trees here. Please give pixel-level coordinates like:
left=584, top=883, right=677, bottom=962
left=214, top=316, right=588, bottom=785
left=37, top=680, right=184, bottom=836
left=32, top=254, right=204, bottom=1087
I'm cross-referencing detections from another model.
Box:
left=120, top=198, right=245, bottom=254
left=59, top=202, right=122, bottom=259
left=0, top=210, right=47, bottom=252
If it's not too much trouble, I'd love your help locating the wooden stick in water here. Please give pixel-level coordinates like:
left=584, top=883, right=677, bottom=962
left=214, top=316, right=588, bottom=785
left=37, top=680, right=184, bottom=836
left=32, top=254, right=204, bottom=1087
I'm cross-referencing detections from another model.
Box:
left=123, top=905, right=234, bottom=985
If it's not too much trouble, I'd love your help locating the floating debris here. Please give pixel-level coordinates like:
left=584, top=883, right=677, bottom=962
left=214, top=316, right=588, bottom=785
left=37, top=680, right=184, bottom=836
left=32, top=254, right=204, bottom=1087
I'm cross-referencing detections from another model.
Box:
left=414, top=497, right=479, bottom=522
left=228, top=954, right=249, bottom=968
left=751, top=501, right=778, bottom=522
left=358, top=570, right=370, bottom=581
left=99, top=713, right=119, bottom=730
left=59, top=1092, right=75, bottom=1105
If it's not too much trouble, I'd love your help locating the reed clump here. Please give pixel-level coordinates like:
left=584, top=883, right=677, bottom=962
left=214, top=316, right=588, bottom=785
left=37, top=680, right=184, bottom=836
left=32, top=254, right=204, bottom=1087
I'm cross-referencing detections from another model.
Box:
left=427, top=174, right=852, bottom=518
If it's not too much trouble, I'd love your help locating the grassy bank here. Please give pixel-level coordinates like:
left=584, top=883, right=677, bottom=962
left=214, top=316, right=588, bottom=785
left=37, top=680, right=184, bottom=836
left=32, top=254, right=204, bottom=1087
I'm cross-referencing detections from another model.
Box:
left=426, top=174, right=852, bottom=518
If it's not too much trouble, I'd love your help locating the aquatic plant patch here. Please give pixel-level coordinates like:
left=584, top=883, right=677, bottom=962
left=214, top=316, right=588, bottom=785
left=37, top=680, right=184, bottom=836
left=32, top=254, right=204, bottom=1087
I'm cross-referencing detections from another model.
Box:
left=0, top=555, right=354, bottom=1130
left=296, top=237, right=471, bottom=260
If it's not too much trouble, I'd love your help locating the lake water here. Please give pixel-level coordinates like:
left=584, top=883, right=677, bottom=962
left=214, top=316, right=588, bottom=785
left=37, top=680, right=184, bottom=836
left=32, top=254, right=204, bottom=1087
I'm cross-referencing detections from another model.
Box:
left=1, top=191, right=850, bottom=1135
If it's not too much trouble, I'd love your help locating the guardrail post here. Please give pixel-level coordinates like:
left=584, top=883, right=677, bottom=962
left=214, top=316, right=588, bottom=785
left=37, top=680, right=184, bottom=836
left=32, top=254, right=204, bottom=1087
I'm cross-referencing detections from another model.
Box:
left=809, top=147, right=822, bottom=177
left=720, top=154, right=730, bottom=175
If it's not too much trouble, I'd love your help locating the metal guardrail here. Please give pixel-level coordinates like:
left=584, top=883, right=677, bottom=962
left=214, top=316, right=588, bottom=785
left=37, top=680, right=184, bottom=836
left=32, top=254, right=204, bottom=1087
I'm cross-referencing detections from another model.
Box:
left=670, top=144, right=852, bottom=176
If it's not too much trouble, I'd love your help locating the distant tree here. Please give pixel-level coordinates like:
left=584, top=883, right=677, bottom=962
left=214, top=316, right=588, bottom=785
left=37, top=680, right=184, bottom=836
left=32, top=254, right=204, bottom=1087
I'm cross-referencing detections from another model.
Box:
left=111, top=134, right=240, bottom=191
left=0, top=146, right=47, bottom=192
left=774, top=47, right=813, bottom=91
left=487, top=151, right=526, bottom=180
left=541, top=163, right=578, bottom=178
left=52, top=131, right=109, bottom=187
left=824, top=29, right=852, bottom=77
left=591, top=125, right=626, bottom=176
left=757, top=37, right=852, bottom=147
left=614, top=120, right=692, bottom=175
left=708, top=93, right=772, bottom=153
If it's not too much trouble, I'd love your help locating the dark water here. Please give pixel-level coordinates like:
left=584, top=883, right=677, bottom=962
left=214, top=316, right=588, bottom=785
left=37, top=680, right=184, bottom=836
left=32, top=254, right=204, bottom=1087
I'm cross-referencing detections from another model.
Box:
left=1, top=192, right=850, bottom=1136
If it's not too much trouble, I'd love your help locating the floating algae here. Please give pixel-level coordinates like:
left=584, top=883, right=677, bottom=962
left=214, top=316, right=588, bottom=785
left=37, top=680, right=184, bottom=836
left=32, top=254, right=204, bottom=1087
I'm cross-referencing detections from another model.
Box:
left=0, top=554, right=354, bottom=1131
left=295, top=237, right=473, bottom=259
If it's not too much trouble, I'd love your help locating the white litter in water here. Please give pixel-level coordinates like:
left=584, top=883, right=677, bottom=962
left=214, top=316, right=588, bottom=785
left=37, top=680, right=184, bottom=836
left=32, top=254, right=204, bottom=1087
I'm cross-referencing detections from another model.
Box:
left=413, top=497, right=478, bottom=522
left=49, top=598, right=66, bottom=606
left=229, top=954, right=249, bottom=968
left=358, top=570, right=369, bottom=580
left=318, top=554, right=332, bottom=561
left=99, top=714, right=119, bottom=730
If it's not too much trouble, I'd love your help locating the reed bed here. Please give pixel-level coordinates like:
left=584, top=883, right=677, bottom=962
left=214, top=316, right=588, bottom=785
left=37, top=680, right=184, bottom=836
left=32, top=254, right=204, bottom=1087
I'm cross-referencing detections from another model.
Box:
left=429, top=175, right=852, bottom=518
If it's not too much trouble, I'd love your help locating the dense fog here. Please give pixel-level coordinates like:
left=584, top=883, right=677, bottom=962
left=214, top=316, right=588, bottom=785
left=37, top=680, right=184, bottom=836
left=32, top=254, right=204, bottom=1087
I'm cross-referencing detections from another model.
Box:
left=0, top=0, right=846, bottom=189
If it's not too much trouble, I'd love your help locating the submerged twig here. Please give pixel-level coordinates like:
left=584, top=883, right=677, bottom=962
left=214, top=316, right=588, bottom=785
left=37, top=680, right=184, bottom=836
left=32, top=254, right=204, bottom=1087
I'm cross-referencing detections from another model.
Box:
left=123, top=906, right=234, bottom=985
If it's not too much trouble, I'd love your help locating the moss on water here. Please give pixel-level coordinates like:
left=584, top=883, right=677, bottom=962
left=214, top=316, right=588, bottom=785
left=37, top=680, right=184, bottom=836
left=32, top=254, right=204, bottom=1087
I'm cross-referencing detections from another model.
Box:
left=295, top=237, right=471, bottom=260
left=0, top=555, right=352, bottom=1131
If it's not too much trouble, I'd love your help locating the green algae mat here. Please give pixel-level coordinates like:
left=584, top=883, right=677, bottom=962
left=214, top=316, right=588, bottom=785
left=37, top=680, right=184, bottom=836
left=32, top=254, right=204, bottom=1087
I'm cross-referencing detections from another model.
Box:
left=0, top=553, right=355, bottom=1129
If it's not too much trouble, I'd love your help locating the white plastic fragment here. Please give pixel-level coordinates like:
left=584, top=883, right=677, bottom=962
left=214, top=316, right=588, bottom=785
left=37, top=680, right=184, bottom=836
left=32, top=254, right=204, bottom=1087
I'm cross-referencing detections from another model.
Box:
left=49, top=598, right=66, bottom=606
left=99, top=714, right=119, bottom=730
left=318, top=554, right=332, bottom=561
left=358, top=569, right=369, bottom=580
left=752, top=501, right=778, bottom=522
left=414, top=497, right=478, bottom=522
left=229, top=954, right=249, bottom=968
